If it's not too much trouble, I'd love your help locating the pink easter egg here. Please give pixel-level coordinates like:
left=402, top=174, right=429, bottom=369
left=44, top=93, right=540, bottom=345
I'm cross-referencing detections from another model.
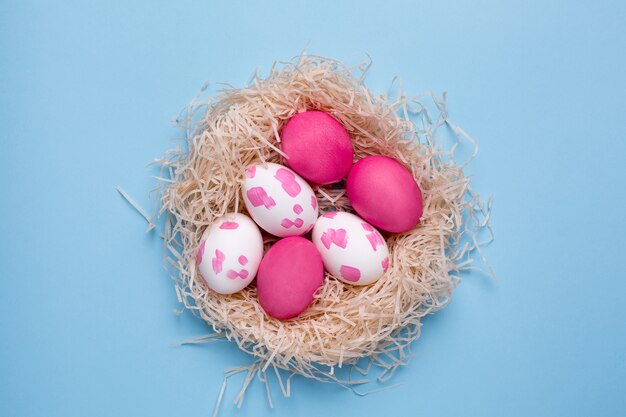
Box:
left=346, top=155, right=423, bottom=233
left=243, top=163, right=318, bottom=237
left=197, top=213, right=263, bottom=294
left=256, top=236, right=324, bottom=319
left=280, top=110, right=354, bottom=185
left=312, top=211, right=389, bottom=286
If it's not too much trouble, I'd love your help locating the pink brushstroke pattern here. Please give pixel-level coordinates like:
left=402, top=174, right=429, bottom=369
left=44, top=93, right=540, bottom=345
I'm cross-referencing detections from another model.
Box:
left=281, top=217, right=304, bottom=229
left=362, top=222, right=384, bottom=251
left=196, top=240, right=206, bottom=264
left=361, top=222, right=374, bottom=232
left=293, top=204, right=303, bottom=214
left=226, top=269, right=249, bottom=280
left=311, top=195, right=317, bottom=209
left=320, top=228, right=348, bottom=249
left=340, top=265, right=361, bottom=282
left=238, top=255, right=248, bottom=265
left=366, top=230, right=384, bottom=251
left=274, top=168, right=301, bottom=197
left=246, top=166, right=256, bottom=178
left=382, top=257, right=389, bottom=272
left=212, top=249, right=225, bottom=274
left=322, top=211, right=338, bottom=219
left=246, top=187, right=276, bottom=209
left=220, top=221, right=239, bottom=229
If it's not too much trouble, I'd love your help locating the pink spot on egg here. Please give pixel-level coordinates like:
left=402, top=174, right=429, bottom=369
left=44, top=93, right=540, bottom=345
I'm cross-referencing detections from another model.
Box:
left=212, top=249, right=225, bottom=274
left=238, top=255, right=248, bottom=265
left=246, top=166, right=256, bottom=178
left=274, top=168, right=301, bottom=197
left=365, top=230, right=385, bottom=251
left=322, top=211, right=337, bottom=219
left=320, top=228, right=348, bottom=249
left=382, top=257, right=389, bottom=271
left=220, top=221, right=239, bottom=229
left=293, top=204, right=303, bottom=214
left=196, top=240, right=206, bottom=264
left=311, top=195, right=317, bottom=209
left=340, top=265, right=361, bottom=282
left=226, top=269, right=249, bottom=280
left=361, top=222, right=374, bottom=232
left=246, top=187, right=276, bottom=209
left=281, top=217, right=304, bottom=229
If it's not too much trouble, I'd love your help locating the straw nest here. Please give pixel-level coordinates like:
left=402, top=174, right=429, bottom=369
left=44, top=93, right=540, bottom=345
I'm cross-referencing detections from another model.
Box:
left=158, top=55, right=491, bottom=393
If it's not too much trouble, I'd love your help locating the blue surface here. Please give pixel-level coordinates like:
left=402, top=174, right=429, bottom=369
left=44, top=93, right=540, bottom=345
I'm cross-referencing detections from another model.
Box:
left=1, top=1, right=625, bottom=416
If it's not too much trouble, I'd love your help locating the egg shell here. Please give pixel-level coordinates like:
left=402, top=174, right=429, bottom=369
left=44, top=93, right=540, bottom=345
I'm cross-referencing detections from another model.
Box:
left=280, top=110, right=354, bottom=185
left=243, top=163, right=318, bottom=237
left=346, top=155, right=423, bottom=233
left=312, top=211, right=390, bottom=286
left=256, top=236, right=324, bottom=319
left=197, top=213, right=264, bottom=294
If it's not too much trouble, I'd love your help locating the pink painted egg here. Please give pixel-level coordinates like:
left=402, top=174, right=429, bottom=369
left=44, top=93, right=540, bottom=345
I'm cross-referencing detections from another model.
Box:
left=196, top=213, right=263, bottom=294
left=280, top=110, right=354, bottom=185
left=312, top=211, right=389, bottom=286
left=257, top=236, right=325, bottom=319
left=346, top=155, right=423, bottom=233
left=243, top=163, right=318, bottom=237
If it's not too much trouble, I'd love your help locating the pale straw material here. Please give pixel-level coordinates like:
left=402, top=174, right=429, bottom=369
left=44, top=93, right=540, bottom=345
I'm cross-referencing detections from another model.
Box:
left=157, top=55, right=492, bottom=404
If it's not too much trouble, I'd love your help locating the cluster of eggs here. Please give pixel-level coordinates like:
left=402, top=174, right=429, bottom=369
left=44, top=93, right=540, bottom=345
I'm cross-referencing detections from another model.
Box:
left=196, top=110, right=423, bottom=319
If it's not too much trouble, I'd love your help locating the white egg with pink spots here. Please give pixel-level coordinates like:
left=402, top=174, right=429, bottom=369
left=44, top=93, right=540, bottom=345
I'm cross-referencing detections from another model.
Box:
left=196, top=213, right=263, bottom=294
left=243, top=163, right=318, bottom=237
left=312, top=211, right=390, bottom=286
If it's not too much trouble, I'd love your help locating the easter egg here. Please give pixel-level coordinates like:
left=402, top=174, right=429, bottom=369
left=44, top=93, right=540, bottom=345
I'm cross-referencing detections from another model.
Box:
left=346, top=155, right=423, bottom=233
left=280, top=110, right=354, bottom=185
left=256, top=236, right=324, bottom=319
left=243, top=163, right=318, bottom=237
left=196, top=213, right=263, bottom=295
left=312, top=211, right=389, bottom=286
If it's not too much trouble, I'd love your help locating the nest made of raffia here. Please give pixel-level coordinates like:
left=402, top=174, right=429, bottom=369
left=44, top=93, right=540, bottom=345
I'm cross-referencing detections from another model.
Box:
left=158, top=55, right=491, bottom=398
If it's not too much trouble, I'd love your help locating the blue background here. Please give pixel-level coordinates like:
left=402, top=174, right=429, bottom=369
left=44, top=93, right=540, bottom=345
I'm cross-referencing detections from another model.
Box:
left=1, top=0, right=625, bottom=416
